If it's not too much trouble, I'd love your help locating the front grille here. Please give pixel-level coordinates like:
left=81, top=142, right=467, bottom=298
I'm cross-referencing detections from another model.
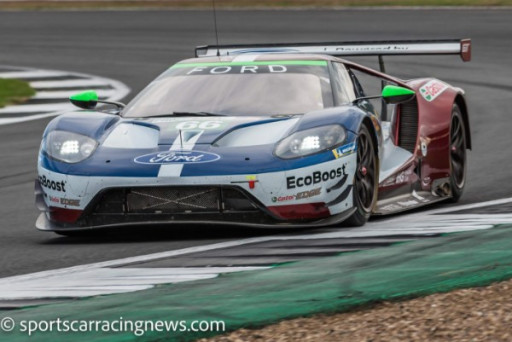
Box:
left=76, top=185, right=280, bottom=227
left=126, top=187, right=220, bottom=213
left=93, top=186, right=262, bottom=215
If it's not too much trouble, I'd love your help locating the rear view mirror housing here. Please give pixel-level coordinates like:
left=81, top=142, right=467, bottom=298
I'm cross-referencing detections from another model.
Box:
left=381, top=85, right=416, bottom=105
left=69, top=90, right=98, bottom=110
left=69, top=90, right=125, bottom=113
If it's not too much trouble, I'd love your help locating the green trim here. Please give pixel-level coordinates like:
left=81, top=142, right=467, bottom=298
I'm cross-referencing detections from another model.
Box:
left=171, top=60, right=328, bottom=68
left=382, top=85, right=415, bottom=98
left=69, top=90, right=98, bottom=103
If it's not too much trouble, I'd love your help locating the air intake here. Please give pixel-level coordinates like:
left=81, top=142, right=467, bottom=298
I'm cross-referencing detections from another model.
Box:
left=398, top=101, right=419, bottom=153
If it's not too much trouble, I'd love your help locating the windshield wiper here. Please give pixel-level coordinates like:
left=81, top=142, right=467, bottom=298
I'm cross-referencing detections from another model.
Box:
left=144, top=111, right=227, bottom=118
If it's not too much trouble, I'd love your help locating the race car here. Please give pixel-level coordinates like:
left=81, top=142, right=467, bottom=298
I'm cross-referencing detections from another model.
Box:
left=35, top=39, right=472, bottom=234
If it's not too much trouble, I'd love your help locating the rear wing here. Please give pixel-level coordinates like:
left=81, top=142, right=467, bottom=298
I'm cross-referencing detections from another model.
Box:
left=195, top=39, right=472, bottom=63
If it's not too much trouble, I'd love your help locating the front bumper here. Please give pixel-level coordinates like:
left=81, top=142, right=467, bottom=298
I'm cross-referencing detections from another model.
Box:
left=36, top=180, right=356, bottom=231
left=36, top=153, right=357, bottom=231
left=35, top=207, right=356, bottom=231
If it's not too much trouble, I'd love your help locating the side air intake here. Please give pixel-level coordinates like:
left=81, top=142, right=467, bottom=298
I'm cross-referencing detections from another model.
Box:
left=398, top=101, right=419, bottom=153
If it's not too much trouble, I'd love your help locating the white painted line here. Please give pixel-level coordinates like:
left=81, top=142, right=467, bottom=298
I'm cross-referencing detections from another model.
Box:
left=30, top=79, right=112, bottom=89
left=0, top=66, right=130, bottom=126
left=426, top=196, right=512, bottom=214
left=0, top=103, right=73, bottom=114
left=34, top=89, right=117, bottom=100
left=3, top=199, right=512, bottom=286
left=1, top=197, right=511, bottom=301
left=0, top=111, right=70, bottom=125
left=0, top=239, right=282, bottom=285
left=0, top=70, right=68, bottom=79
left=0, top=267, right=267, bottom=300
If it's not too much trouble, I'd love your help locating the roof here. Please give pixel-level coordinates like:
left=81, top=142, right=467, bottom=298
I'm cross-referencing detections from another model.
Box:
left=176, top=53, right=340, bottom=65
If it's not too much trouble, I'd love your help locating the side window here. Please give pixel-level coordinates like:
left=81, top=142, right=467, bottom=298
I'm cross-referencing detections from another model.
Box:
left=348, top=68, right=398, bottom=122
left=331, top=63, right=356, bottom=105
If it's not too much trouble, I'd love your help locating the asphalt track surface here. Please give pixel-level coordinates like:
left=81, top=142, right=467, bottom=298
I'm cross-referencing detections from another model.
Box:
left=0, top=9, right=511, bottom=278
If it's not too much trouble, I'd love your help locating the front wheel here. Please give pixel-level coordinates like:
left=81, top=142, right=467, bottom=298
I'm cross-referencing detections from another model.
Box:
left=449, top=104, right=467, bottom=202
left=345, top=124, right=378, bottom=226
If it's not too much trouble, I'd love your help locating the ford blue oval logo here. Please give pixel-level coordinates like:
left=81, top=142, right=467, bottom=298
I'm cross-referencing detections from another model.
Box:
left=134, top=150, right=220, bottom=165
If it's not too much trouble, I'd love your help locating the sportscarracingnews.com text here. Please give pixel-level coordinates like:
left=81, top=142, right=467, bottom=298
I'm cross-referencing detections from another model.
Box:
left=0, top=316, right=226, bottom=337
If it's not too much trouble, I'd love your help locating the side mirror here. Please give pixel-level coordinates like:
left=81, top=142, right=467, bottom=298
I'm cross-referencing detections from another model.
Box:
left=69, top=90, right=125, bottom=113
left=69, top=90, right=98, bottom=110
left=382, top=85, right=415, bottom=105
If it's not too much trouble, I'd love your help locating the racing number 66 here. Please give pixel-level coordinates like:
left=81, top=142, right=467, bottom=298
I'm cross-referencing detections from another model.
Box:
left=175, top=121, right=222, bottom=130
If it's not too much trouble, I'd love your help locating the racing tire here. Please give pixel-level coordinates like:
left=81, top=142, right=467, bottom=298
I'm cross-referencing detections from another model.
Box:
left=345, top=124, right=378, bottom=226
left=449, top=104, right=467, bottom=202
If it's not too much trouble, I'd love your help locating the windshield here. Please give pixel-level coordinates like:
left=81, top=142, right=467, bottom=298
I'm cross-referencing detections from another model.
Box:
left=122, top=61, right=334, bottom=118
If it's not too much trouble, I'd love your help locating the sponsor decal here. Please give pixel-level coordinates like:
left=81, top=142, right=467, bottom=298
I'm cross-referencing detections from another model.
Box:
left=395, top=168, right=414, bottom=184
left=332, top=142, right=357, bottom=159
left=231, top=175, right=258, bottom=189
left=419, top=80, right=448, bottom=102
left=397, top=199, right=419, bottom=207
left=395, top=173, right=406, bottom=184
left=47, top=195, right=80, bottom=207
left=333, top=44, right=410, bottom=53
left=39, top=175, right=66, bottom=192
left=419, top=137, right=431, bottom=157
left=61, top=198, right=81, bottom=207
left=186, top=65, right=288, bottom=75
left=296, top=187, right=321, bottom=200
left=173, top=61, right=327, bottom=69
left=272, top=187, right=322, bottom=203
left=380, top=203, right=402, bottom=212
left=134, top=150, right=220, bottom=165
left=287, top=165, right=347, bottom=189
left=272, top=195, right=294, bottom=203
left=383, top=167, right=416, bottom=187
left=421, top=142, right=427, bottom=157
left=245, top=175, right=257, bottom=189
left=382, top=177, right=396, bottom=187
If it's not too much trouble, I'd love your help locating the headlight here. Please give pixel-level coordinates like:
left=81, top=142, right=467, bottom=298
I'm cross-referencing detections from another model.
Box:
left=43, top=130, right=98, bottom=163
left=274, top=124, right=346, bottom=159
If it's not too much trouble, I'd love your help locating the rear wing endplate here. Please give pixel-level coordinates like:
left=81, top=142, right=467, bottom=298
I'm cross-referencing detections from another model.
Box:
left=195, top=39, right=471, bottom=62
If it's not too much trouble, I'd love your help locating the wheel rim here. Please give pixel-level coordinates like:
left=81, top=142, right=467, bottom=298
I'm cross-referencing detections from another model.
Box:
left=355, top=131, right=376, bottom=212
left=450, top=113, right=466, bottom=188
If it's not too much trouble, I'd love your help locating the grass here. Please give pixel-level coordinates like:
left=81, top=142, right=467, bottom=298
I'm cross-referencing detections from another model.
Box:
left=0, top=78, right=35, bottom=108
left=0, top=0, right=511, bottom=10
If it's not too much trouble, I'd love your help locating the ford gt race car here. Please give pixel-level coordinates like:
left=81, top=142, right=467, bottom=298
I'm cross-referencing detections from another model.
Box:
left=35, top=39, right=472, bottom=234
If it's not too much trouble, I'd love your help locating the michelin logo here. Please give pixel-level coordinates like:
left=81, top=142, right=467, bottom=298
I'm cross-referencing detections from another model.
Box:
left=332, top=142, right=356, bottom=159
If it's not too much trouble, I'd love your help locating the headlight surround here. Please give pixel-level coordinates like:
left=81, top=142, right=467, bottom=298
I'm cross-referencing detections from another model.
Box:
left=43, top=130, right=98, bottom=163
left=274, top=124, right=347, bottom=159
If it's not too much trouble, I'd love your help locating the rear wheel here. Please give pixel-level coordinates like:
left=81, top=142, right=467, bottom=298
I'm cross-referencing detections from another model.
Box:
left=449, top=104, right=467, bottom=202
left=346, top=124, right=378, bottom=226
